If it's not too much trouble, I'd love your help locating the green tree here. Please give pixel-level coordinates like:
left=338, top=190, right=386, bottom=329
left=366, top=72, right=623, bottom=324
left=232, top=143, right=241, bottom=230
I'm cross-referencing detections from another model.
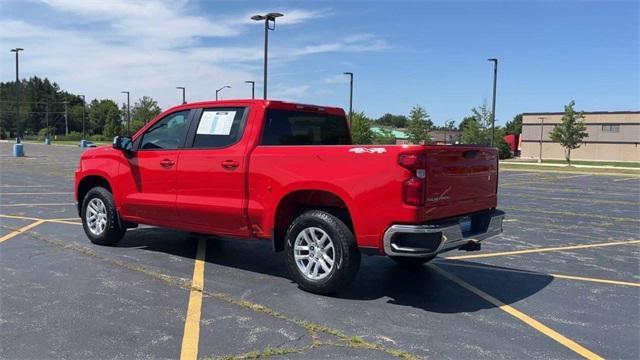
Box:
left=372, top=127, right=396, bottom=144
left=375, top=113, right=408, bottom=128
left=549, top=101, right=588, bottom=166
left=460, top=103, right=512, bottom=159
left=350, top=111, right=373, bottom=144
left=129, top=96, right=162, bottom=133
left=505, top=113, right=523, bottom=135
left=459, top=116, right=476, bottom=132
left=406, top=105, right=433, bottom=144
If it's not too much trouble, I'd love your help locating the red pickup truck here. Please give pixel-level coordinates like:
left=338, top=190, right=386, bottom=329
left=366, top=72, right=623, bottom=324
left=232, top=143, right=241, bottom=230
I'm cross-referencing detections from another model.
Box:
left=75, top=99, right=504, bottom=294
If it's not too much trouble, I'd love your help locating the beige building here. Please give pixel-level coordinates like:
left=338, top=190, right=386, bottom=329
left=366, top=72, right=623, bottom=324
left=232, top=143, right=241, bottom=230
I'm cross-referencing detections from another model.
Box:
left=521, top=111, right=640, bottom=162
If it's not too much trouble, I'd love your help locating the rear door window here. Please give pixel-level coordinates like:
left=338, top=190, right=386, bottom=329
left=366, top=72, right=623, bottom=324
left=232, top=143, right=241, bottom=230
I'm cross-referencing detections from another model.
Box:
left=188, top=107, right=248, bottom=148
left=261, top=109, right=351, bottom=145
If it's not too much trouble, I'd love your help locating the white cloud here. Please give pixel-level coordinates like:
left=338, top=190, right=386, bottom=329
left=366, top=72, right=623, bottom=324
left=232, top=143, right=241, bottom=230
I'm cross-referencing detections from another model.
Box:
left=0, top=1, right=388, bottom=111
left=324, top=74, right=350, bottom=84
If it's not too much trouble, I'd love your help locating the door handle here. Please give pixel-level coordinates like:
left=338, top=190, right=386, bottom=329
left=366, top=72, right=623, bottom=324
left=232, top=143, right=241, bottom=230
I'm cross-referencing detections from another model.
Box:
left=160, top=159, right=175, bottom=168
left=221, top=160, right=239, bottom=169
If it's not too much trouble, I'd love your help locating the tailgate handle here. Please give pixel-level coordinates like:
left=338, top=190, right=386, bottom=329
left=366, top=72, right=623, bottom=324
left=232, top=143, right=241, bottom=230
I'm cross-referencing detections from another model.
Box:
left=463, top=150, right=479, bottom=159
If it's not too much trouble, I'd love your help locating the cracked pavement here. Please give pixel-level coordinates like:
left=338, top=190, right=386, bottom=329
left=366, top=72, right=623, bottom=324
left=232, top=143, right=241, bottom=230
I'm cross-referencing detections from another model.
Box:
left=1, top=142, right=639, bottom=359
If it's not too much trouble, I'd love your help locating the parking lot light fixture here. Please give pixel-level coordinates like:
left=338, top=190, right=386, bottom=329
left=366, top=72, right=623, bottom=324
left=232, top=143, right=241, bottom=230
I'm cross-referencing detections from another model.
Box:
left=10, top=47, right=24, bottom=143
left=251, top=12, right=284, bottom=100
left=79, top=95, right=86, bottom=140
left=176, top=87, right=186, bottom=104
left=487, top=58, right=498, bottom=147
left=245, top=81, right=255, bottom=99
left=216, top=86, right=231, bottom=101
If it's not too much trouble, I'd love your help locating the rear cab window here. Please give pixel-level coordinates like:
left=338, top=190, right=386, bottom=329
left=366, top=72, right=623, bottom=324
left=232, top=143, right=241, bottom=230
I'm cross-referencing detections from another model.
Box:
left=261, top=109, right=351, bottom=145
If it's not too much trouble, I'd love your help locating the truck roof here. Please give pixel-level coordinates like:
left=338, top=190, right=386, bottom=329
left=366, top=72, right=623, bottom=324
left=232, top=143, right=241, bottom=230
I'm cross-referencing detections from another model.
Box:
left=165, top=99, right=346, bottom=116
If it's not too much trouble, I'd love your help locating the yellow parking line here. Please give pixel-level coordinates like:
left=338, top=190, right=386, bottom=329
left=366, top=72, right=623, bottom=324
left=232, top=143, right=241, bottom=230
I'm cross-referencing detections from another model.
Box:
left=180, top=238, right=206, bottom=360
left=0, top=214, right=42, bottom=221
left=447, top=239, right=640, bottom=260
left=438, top=261, right=640, bottom=287
left=429, top=264, right=604, bottom=360
left=0, top=203, right=75, bottom=207
left=0, top=220, right=46, bottom=244
left=0, top=192, right=72, bottom=195
left=0, top=214, right=81, bottom=226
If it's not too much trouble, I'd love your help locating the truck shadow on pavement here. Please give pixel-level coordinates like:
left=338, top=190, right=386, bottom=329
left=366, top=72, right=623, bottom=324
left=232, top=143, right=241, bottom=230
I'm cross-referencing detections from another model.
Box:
left=117, top=229, right=552, bottom=314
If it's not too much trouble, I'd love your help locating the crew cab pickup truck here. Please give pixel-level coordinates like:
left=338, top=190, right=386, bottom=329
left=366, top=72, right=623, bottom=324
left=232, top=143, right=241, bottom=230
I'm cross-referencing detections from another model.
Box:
left=75, top=99, right=504, bottom=294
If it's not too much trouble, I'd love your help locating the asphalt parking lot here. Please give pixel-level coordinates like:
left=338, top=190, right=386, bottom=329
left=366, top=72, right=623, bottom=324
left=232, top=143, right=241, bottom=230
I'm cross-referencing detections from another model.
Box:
left=1, top=142, right=639, bottom=360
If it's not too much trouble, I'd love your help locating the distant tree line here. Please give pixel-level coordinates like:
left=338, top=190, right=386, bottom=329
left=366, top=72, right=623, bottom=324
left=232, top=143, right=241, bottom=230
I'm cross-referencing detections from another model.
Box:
left=0, top=76, right=161, bottom=141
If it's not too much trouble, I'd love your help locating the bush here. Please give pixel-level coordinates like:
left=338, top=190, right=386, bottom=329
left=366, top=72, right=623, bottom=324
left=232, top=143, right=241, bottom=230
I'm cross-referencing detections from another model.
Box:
left=57, top=131, right=83, bottom=141
left=89, top=134, right=110, bottom=142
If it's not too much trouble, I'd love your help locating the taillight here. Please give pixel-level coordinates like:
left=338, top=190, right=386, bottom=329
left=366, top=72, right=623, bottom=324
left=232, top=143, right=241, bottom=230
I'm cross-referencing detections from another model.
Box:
left=399, top=154, right=426, bottom=206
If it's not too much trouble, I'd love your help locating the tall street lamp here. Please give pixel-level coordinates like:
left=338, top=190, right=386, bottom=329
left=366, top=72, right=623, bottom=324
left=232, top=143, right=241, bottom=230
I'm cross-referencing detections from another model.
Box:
left=176, top=86, right=186, bottom=104
left=487, top=58, right=498, bottom=147
left=121, top=91, right=130, bottom=135
left=343, top=72, right=353, bottom=127
left=79, top=95, right=86, bottom=140
left=251, top=12, right=283, bottom=100
left=10, top=48, right=24, bottom=142
left=216, top=86, right=231, bottom=101
left=245, top=81, right=255, bottom=99
left=538, top=116, right=545, bottom=163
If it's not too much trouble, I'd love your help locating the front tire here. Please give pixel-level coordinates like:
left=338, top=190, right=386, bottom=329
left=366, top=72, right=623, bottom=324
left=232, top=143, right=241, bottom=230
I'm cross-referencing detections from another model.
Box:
left=81, top=187, right=126, bottom=246
left=285, top=210, right=360, bottom=294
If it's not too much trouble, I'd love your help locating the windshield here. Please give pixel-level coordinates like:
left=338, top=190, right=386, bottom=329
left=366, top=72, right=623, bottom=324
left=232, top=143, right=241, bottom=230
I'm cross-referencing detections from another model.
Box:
left=261, top=109, right=351, bottom=145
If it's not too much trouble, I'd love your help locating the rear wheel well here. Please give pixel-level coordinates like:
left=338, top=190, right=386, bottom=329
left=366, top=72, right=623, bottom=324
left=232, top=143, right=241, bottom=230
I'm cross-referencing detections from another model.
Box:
left=77, top=176, right=112, bottom=214
left=273, top=190, right=353, bottom=252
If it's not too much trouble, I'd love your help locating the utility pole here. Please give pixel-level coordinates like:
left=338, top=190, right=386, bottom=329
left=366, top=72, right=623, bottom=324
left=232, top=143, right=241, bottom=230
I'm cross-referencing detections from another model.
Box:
left=251, top=12, right=283, bottom=100
left=343, top=72, right=353, bottom=127
left=10, top=48, right=24, bottom=141
left=538, top=116, right=545, bottom=163
left=245, top=81, right=255, bottom=99
left=64, top=100, right=69, bottom=136
left=488, top=58, right=498, bottom=147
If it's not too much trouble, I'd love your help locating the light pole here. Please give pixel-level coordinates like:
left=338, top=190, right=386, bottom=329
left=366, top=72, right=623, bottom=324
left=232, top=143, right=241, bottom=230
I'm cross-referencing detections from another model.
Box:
left=176, top=86, right=186, bottom=104
left=63, top=100, right=69, bottom=136
left=538, top=116, right=545, bottom=163
left=121, top=91, right=130, bottom=135
left=343, top=72, right=353, bottom=127
left=488, top=58, right=498, bottom=147
left=245, top=81, right=255, bottom=99
left=216, top=86, right=231, bottom=101
left=10, top=48, right=24, bottom=142
left=79, top=95, right=86, bottom=140
left=251, top=12, right=283, bottom=100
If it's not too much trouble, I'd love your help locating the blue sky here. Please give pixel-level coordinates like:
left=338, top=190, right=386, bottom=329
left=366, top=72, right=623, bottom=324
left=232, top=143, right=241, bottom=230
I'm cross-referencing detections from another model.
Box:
left=1, top=0, right=638, bottom=126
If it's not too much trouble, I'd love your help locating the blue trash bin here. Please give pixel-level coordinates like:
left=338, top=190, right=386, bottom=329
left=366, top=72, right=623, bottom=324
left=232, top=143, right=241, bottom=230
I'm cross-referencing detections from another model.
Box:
left=13, top=143, right=24, bottom=157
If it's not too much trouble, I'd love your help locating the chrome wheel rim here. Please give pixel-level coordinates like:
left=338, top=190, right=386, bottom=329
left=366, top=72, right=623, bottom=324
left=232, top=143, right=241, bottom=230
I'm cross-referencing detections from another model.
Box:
left=86, top=198, right=108, bottom=236
left=294, top=227, right=335, bottom=280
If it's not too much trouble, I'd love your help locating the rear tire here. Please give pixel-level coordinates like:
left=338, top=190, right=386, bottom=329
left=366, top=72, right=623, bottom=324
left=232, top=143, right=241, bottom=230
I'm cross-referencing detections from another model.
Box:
left=81, top=187, right=126, bottom=246
left=285, top=210, right=360, bottom=295
left=390, top=255, right=436, bottom=268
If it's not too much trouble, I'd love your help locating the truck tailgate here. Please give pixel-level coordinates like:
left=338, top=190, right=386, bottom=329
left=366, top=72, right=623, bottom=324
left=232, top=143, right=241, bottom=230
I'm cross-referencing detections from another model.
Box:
left=424, top=146, right=498, bottom=215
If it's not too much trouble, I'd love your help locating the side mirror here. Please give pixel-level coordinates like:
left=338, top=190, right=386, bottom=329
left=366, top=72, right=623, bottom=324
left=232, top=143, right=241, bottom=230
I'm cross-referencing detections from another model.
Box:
left=113, top=136, right=133, bottom=152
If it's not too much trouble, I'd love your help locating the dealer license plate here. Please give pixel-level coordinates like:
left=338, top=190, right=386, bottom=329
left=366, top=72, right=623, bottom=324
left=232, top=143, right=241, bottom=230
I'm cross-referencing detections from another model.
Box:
left=459, top=216, right=472, bottom=233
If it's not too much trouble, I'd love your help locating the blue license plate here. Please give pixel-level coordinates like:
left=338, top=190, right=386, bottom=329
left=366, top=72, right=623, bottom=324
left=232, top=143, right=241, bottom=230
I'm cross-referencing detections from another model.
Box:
left=459, top=217, right=472, bottom=233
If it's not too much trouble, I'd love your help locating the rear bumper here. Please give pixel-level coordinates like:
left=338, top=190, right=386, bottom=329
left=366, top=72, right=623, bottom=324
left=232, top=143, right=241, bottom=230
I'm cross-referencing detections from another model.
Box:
left=383, top=209, right=505, bottom=258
